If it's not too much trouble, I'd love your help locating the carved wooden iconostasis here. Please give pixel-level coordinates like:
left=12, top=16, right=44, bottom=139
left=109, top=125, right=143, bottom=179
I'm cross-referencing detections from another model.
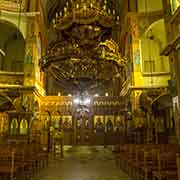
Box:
left=0, top=113, right=8, bottom=137
left=7, top=112, right=33, bottom=144
left=38, top=96, right=128, bottom=146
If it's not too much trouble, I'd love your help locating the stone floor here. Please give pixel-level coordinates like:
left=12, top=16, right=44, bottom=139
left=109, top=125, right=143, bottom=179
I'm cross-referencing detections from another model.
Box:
left=32, top=146, right=131, bottom=180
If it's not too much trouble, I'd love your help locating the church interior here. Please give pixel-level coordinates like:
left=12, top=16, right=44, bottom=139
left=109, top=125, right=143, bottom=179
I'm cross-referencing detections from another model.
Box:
left=0, top=0, right=180, bottom=179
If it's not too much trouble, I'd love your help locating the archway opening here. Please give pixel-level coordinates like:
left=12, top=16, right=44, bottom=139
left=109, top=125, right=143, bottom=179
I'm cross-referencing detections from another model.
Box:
left=0, top=20, right=25, bottom=72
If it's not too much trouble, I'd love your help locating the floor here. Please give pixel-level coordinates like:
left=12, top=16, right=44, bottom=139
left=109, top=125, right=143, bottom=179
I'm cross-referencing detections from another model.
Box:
left=33, top=146, right=131, bottom=180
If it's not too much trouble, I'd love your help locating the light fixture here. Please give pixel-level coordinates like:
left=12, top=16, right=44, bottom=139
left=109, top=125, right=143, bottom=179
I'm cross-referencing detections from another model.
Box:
left=74, top=97, right=80, bottom=104
left=105, top=93, right=109, bottom=96
left=68, top=94, right=72, bottom=96
left=94, top=94, right=99, bottom=97
left=84, top=97, right=91, bottom=105
left=73, top=96, right=91, bottom=105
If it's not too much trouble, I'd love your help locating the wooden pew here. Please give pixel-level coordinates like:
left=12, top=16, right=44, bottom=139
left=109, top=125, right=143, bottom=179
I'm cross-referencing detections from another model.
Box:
left=152, top=151, right=178, bottom=180
left=0, top=143, right=49, bottom=180
left=0, top=147, right=22, bottom=180
left=117, top=144, right=180, bottom=180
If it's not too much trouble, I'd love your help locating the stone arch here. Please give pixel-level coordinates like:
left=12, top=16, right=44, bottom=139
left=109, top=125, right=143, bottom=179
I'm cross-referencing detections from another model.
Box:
left=0, top=20, right=25, bottom=72
left=0, top=15, right=26, bottom=38
left=140, top=19, right=169, bottom=73
left=144, top=19, right=167, bottom=48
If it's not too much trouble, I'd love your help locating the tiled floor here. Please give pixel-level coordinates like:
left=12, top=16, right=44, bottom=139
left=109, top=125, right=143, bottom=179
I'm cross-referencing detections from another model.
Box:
left=33, top=146, right=131, bottom=180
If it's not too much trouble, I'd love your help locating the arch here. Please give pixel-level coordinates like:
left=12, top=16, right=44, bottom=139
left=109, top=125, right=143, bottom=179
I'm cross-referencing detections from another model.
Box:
left=140, top=19, right=169, bottom=73
left=34, top=101, right=40, bottom=112
left=152, top=94, right=172, bottom=111
left=0, top=20, right=25, bottom=72
left=10, top=118, right=18, bottom=135
left=0, top=16, right=26, bottom=39
left=51, top=111, right=61, bottom=128
left=20, top=119, right=28, bottom=135
left=36, top=110, right=51, bottom=131
left=170, top=0, right=180, bottom=14
left=0, top=94, right=15, bottom=112
left=144, top=19, right=167, bottom=47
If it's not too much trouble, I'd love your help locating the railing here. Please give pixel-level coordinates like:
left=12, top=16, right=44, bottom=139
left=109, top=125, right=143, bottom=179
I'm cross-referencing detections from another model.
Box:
left=0, top=71, right=24, bottom=85
left=143, top=57, right=170, bottom=73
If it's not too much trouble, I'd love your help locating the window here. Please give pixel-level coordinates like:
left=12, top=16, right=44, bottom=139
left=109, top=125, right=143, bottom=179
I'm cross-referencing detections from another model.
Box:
left=170, top=0, right=180, bottom=14
left=20, top=119, right=28, bottom=135
left=10, top=118, right=18, bottom=135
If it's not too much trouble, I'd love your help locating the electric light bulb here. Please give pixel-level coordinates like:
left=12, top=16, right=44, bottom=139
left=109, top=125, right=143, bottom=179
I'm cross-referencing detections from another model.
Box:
left=113, top=9, right=115, bottom=15
left=84, top=98, right=91, bottom=105
left=64, top=7, right=67, bottom=12
left=83, top=5, right=87, bottom=10
left=74, top=97, right=80, bottom=104
left=108, top=9, right=111, bottom=14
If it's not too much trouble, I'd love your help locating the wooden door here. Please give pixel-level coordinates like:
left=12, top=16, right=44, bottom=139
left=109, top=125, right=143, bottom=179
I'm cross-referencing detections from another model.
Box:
left=74, top=111, right=92, bottom=145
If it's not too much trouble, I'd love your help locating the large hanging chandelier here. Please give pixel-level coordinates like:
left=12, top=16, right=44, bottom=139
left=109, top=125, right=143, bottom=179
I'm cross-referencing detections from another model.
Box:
left=41, top=0, right=126, bottom=93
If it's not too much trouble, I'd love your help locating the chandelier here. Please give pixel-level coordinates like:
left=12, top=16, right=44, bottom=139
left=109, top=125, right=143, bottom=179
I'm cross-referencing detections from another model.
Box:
left=52, top=0, right=120, bottom=29
left=41, top=0, right=126, bottom=93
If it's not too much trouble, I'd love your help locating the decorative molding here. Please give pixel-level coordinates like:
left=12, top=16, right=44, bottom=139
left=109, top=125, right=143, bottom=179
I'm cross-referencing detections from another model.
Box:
left=142, top=72, right=170, bottom=76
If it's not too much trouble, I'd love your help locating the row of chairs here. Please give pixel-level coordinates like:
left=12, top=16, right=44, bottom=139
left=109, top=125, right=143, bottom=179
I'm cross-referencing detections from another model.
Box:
left=0, top=143, right=48, bottom=180
left=116, top=144, right=180, bottom=180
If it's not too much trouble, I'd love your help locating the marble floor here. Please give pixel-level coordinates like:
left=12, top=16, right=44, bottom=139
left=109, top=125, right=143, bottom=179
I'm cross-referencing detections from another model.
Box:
left=32, top=146, right=131, bottom=180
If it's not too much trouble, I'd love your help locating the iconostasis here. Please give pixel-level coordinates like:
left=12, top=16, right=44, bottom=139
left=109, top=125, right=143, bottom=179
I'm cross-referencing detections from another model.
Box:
left=93, top=115, right=126, bottom=132
left=0, top=113, right=8, bottom=135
